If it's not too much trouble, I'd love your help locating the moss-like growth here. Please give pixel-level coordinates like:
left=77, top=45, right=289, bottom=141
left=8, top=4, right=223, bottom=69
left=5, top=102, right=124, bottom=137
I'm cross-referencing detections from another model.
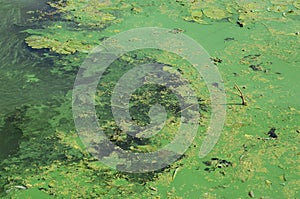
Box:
left=47, top=0, right=118, bottom=28
left=23, top=0, right=122, bottom=55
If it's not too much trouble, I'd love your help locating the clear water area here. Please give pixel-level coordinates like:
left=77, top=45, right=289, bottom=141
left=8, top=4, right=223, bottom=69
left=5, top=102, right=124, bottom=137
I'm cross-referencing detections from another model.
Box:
left=0, top=0, right=73, bottom=160
left=0, top=0, right=299, bottom=198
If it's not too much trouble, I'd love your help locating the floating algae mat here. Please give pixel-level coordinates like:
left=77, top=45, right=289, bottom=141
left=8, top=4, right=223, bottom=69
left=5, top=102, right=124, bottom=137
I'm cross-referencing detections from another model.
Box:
left=0, top=0, right=299, bottom=198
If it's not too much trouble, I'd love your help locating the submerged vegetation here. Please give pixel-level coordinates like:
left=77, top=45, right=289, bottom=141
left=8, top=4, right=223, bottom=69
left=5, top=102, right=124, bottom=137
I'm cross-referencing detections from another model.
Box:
left=0, top=0, right=299, bottom=198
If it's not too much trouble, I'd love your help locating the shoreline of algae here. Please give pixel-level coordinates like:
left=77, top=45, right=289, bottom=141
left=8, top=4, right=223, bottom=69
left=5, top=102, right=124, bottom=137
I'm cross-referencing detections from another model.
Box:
left=1, top=0, right=299, bottom=198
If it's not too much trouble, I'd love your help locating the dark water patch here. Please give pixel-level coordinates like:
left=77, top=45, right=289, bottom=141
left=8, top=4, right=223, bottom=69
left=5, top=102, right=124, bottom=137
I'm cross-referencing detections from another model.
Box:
left=0, top=1, right=75, bottom=113
left=0, top=112, right=23, bottom=160
left=0, top=0, right=75, bottom=162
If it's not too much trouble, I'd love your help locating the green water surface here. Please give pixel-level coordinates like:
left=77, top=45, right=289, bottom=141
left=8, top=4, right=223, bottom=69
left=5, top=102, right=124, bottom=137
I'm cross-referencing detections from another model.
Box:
left=0, top=0, right=299, bottom=198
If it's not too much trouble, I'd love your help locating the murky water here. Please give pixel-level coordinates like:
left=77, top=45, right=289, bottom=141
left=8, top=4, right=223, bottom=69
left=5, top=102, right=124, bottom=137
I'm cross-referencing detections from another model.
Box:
left=0, top=0, right=299, bottom=198
left=0, top=0, right=73, bottom=159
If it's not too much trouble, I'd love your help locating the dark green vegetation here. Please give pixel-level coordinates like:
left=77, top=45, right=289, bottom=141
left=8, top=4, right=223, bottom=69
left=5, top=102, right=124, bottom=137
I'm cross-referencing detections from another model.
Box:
left=0, top=0, right=299, bottom=198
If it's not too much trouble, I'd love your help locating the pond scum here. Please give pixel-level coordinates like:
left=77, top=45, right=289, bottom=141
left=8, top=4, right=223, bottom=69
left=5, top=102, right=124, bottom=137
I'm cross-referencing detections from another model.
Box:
left=0, top=0, right=299, bottom=198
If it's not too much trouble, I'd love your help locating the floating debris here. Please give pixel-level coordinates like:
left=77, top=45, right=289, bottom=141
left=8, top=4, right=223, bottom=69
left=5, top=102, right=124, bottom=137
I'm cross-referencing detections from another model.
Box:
left=244, top=54, right=261, bottom=60
left=14, top=185, right=27, bottom=190
left=248, top=190, right=255, bottom=198
left=234, top=83, right=247, bottom=106
left=267, top=127, right=278, bottom=138
left=203, top=158, right=233, bottom=172
left=210, top=57, right=223, bottom=64
left=237, top=20, right=245, bottom=27
left=265, top=179, right=272, bottom=186
left=6, top=185, right=27, bottom=193
left=212, top=82, right=219, bottom=88
left=149, top=186, right=157, bottom=191
left=172, top=167, right=180, bottom=180
left=169, top=28, right=185, bottom=34
left=249, top=64, right=263, bottom=71
left=224, top=37, right=235, bottom=42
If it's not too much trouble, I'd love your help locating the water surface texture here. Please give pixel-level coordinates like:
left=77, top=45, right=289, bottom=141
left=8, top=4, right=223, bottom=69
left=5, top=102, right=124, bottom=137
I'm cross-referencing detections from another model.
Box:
left=0, top=0, right=74, bottom=160
left=0, top=0, right=299, bottom=198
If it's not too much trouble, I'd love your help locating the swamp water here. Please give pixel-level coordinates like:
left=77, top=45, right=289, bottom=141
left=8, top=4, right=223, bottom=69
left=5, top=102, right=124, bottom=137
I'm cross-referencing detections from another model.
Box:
left=0, top=0, right=74, bottom=160
left=0, top=0, right=299, bottom=198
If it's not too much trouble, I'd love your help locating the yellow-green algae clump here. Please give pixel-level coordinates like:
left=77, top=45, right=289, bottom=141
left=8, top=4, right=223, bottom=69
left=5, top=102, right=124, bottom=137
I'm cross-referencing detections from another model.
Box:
left=47, top=0, right=119, bottom=28
left=24, top=23, right=100, bottom=55
left=24, top=0, right=123, bottom=54
left=183, top=0, right=300, bottom=25
left=25, top=35, right=78, bottom=54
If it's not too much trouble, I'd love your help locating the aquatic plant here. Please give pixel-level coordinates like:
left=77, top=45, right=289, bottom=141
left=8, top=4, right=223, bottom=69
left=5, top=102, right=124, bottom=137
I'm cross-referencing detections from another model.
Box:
left=203, top=7, right=230, bottom=20
left=2, top=0, right=298, bottom=198
left=23, top=0, right=122, bottom=55
left=47, top=0, right=119, bottom=28
left=25, top=35, right=77, bottom=54
left=183, top=0, right=300, bottom=27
